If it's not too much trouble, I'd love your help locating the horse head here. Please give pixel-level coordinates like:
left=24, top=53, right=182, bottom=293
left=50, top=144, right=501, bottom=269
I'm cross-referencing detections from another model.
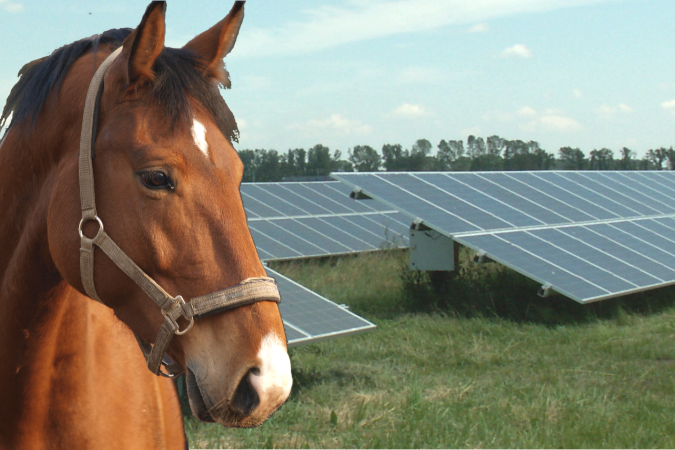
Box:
left=47, top=1, right=292, bottom=428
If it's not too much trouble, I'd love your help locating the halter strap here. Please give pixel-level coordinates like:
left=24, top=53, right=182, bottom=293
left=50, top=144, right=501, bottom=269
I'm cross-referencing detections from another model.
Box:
left=78, top=47, right=280, bottom=377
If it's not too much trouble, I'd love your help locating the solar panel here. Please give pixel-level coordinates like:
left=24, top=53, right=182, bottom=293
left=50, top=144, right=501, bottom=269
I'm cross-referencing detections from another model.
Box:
left=268, top=267, right=376, bottom=345
left=334, top=171, right=675, bottom=303
left=241, top=181, right=409, bottom=260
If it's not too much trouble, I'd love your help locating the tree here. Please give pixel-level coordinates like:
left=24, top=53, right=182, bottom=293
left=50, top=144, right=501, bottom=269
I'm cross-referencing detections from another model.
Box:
left=307, top=144, right=333, bottom=177
left=237, top=149, right=256, bottom=182
left=558, top=147, right=586, bottom=170
left=589, top=148, right=614, bottom=170
left=466, top=135, right=486, bottom=158
left=382, top=143, right=408, bottom=171
left=617, top=147, right=636, bottom=170
left=437, top=139, right=464, bottom=170
left=253, top=149, right=280, bottom=181
left=348, top=145, right=381, bottom=172
left=409, top=139, right=433, bottom=171
left=486, top=135, right=505, bottom=156
left=645, top=147, right=668, bottom=169
left=471, top=154, right=503, bottom=171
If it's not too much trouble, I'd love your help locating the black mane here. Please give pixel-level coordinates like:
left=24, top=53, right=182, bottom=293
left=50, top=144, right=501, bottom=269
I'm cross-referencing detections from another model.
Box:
left=1, top=28, right=239, bottom=143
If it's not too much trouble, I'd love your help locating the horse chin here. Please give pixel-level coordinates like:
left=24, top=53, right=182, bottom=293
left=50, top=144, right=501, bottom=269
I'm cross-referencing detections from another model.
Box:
left=186, top=367, right=215, bottom=423
left=186, top=366, right=268, bottom=428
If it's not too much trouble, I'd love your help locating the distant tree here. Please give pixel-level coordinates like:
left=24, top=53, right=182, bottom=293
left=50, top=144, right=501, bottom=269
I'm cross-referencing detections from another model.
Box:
left=237, top=149, right=256, bottom=182
left=645, top=147, right=669, bottom=169
left=409, top=138, right=433, bottom=171
left=437, top=139, right=464, bottom=170
left=254, top=149, right=281, bottom=181
left=292, top=148, right=307, bottom=176
left=558, top=147, right=586, bottom=170
left=617, top=147, right=636, bottom=170
left=348, top=145, right=381, bottom=172
left=486, top=135, right=506, bottom=156
left=307, top=144, right=333, bottom=177
left=382, top=143, right=408, bottom=171
left=466, top=135, right=486, bottom=158
left=331, top=149, right=353, bottom=173
left=589, top=148, right=614, bottom=170
left=471, top=154, right=504, bottom=171
left=452, top=156, right=472, bottom=171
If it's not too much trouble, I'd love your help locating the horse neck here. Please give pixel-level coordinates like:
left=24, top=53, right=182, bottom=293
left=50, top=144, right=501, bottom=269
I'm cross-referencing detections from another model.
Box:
left=0, top=62, right=90, bottom=435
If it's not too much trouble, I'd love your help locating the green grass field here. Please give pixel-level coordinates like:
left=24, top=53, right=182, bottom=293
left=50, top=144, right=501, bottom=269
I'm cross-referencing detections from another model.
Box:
left=184, top=250, right=675, bottom=448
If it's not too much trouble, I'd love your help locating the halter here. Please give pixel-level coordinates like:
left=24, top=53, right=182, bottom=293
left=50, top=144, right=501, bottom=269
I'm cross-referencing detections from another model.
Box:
left=78, top=47, right=280, bottom=378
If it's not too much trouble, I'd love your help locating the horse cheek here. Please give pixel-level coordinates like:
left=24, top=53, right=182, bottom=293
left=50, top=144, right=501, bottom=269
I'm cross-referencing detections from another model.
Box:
left=47, top=159, right=85, bottom=294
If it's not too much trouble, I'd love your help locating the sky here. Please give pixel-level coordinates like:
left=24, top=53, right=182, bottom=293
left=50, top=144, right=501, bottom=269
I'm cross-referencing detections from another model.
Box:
left=2, top=0, right=675, bottom=159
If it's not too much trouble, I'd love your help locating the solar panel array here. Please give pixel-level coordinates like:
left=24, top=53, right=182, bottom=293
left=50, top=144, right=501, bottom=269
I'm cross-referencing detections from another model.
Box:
left=334, top=171, right=675, bottom=303
left=269, top=267, right=376, bottom=345
left=241, top=182, right=409, bottom=261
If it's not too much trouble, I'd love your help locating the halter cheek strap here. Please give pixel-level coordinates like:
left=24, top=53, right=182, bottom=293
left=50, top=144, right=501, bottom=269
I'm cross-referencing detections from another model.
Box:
left=78, top=47, right=280, bottom=377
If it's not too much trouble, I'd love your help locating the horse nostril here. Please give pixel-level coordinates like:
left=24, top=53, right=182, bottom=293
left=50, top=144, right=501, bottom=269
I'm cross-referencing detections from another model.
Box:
left=230, top=369, right=260, bottom=415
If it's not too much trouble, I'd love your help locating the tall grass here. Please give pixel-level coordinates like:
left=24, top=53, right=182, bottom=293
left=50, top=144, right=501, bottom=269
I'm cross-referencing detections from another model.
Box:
left=184, top=249, right=675, bottom=448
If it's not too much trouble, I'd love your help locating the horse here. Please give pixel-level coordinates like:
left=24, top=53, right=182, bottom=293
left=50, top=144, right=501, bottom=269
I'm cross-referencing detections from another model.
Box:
left=0, top=2, right=292, bottom=448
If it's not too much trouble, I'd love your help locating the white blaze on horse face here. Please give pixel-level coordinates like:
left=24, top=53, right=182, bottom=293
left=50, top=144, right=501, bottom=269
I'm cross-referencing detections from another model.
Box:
left=249, top=333, right=292, bottom=406
left=191, top=119, right=209, bottom=159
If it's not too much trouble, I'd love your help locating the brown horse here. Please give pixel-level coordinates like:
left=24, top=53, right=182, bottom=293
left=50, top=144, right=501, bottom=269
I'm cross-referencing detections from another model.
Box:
left=0, top=2, right=291, bottom=448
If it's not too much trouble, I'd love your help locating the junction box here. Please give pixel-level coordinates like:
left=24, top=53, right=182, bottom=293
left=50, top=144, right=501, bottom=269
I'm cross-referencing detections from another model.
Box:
left=409, top=219, right=456, bottom=271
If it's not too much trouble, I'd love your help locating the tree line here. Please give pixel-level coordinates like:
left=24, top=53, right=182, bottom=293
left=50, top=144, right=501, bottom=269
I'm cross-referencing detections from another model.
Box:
left=237, top=135, right=675, bottom=182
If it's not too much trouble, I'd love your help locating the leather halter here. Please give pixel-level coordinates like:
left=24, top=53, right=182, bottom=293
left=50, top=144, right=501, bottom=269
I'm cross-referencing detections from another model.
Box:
left=78, top=47, right=281, bottom=377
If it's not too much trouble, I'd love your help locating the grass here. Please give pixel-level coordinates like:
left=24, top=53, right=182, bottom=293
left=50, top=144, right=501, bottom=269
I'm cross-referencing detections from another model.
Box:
left=184, top=250, right=675, bottom=448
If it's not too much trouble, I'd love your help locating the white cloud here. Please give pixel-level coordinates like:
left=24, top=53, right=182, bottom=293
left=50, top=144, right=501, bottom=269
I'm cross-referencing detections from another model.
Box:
left=661, top=99, right=675, bottom=116
left=392, top=103, right=429, bottom=117
left=517, top=106, right=537, bottom=118
left=468, top=23, right=489, bottom=33
left=573, top=88, right=583, bottom=99
left=233, top=0, right=614, bottom=58
left=0, top=0, right=23, bottom=12
left=597, top=103, right=633, bottom=118
left=535, top=115, right=582, bottom=132
left=500, top=44, right=532, bottom=59
left=485, top=106, right=581, bottom=133
left=286, top=114, right=372, bottom=137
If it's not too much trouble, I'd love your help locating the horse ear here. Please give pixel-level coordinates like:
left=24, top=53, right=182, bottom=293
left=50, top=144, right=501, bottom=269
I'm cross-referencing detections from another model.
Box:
left=120, top=1, right=166, bottom=86
left=182, top=1, right=245, bottom=87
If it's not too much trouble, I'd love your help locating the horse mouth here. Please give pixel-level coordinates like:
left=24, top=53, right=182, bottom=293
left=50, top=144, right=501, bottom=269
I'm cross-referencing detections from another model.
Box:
left=186, top=366, right=263, bottom=427
left=186, top=367, right=215, bottom=423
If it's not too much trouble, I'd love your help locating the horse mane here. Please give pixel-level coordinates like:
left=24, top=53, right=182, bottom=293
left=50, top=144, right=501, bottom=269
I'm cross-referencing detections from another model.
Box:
left=1, top=28, right=239, bottom=143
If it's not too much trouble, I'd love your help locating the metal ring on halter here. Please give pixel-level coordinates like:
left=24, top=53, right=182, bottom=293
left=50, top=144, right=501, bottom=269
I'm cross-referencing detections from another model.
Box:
left=175, top=316, right=194, bottom=335
left=159, top=361, right=178, bottom=378
left=78, top=215, right=104, bottom=239
left=163, top=296, right=195, bottom=336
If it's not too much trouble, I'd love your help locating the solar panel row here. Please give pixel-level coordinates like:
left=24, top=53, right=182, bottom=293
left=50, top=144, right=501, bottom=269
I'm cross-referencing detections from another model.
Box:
left=241, top=182, right=409, bottom=260
left=269, top=267, right=376, bottom=345
left=336, top=171, right=675, bottom=235
left=334, top=171, right=675, bottom=303
left=458, top=216, right=675, bottom=302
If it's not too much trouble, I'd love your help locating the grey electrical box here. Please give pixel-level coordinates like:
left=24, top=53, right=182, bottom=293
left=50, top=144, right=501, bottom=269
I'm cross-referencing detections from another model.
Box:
left=409, top=219, right=455, bottom=271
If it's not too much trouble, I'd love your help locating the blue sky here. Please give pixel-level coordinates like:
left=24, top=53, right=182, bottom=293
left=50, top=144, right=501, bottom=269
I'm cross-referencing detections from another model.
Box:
left=2, top=0, right=675, bottom=158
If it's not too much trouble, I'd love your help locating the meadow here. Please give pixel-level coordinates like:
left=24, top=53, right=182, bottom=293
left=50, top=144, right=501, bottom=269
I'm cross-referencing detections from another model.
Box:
left=184, top=250, right=675, bottom=448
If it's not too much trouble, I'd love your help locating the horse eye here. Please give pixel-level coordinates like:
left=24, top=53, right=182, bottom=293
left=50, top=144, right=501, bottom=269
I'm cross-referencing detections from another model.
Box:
left=140, top=170, right=173, bottom=190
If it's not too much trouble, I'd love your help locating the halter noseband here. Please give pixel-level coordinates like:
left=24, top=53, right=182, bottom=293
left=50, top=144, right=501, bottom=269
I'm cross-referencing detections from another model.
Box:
left=78, top=47, right=280, bottom=378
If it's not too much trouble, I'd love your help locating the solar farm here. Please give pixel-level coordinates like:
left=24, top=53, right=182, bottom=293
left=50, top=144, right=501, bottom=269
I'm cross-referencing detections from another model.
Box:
left=244, top=172, right=675, bottom=348
left=187, top=173, right=675, bottom=448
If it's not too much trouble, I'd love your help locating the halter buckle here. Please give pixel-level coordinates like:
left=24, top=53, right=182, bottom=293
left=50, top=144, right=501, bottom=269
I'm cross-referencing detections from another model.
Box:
left=162, top=295, right=195, bottom=336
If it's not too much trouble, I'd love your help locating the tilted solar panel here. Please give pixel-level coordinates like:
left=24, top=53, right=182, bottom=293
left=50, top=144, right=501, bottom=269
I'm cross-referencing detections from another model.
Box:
left=241, top=181, right=409, bottom=261
left=268, top=267, right=376, bottom=345
left=334, top=171, right=675, bottom=303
